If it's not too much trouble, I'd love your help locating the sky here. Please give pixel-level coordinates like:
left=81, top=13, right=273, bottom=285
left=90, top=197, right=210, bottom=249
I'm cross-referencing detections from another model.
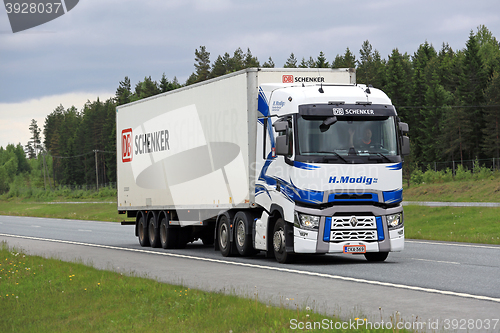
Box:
left=0, top=0, right=499, bottom=149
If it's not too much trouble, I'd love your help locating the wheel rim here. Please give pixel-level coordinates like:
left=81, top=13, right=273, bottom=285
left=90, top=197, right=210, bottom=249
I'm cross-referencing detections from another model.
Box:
left=273, top=228, right=284, bottom=253
left=236, top=220, right=245, bottom=247
left=220, top=223, right=228, bottom=249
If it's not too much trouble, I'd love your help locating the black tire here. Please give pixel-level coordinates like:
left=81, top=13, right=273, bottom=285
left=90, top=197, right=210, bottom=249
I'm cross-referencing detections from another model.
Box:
left=148, top=215, right=161, bottom=248
left=160, top=217, right=177, bottom=249
left=218, top=215, right=232, bottom=257
left=364, top=252, right=389, bottom=262
left=234, top=211, right=254, bottom=256
left=273, top=218, right=293, bottom=264
left=138, top=215, right=150, bottom=247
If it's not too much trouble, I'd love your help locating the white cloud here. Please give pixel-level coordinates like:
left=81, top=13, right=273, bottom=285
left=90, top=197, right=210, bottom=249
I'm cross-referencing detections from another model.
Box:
left=0, top=91, right=114, bottom=149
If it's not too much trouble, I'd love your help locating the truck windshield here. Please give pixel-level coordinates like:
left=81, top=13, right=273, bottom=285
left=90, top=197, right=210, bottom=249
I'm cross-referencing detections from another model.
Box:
left=296, top=116, right=398, bottom=161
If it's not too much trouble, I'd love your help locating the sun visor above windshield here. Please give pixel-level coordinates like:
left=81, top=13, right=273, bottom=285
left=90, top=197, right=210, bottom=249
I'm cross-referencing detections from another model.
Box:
left=299, top=104, right=397, bottom=118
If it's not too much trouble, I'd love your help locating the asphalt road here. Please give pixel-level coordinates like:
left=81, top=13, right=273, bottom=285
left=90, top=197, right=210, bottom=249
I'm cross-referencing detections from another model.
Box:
left=1, top=215, right=500, bottom=332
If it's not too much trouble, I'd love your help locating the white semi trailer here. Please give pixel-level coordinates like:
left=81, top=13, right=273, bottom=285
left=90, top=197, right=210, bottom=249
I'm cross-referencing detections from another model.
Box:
left=117, top=68, right=410, bottom=263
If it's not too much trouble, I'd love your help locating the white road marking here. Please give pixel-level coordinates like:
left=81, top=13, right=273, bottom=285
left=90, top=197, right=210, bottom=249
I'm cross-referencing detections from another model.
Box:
left=30, top=225, right=41, bottom=228
left=407, top=240, right=500, bottom=250
left=78, top=229, right=92, bottom=232
left=1, top=233, right=500, bottom=304
left=410, top=258, right=460, bottom=265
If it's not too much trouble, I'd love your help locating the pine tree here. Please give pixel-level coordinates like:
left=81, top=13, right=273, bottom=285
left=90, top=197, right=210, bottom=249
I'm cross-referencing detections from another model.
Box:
left=26, top=119, right=42, bottom=159
left=244, top=48, right=260, bottom=68
left=410, top=41, right=437, bottom=163
left=115, top=76, right=132, bottom=105
left=315, top=51, right=329, bottom=68
left=160, top=73, right=179, bottom=92
left=421, top=70, right=453, bottom=162
left=356, top=41, right=386, bottom=88
left=298, top=57, right=309, bottom=68
left=459, top=31, right=488, bottom=159
left=482, top=71, right=500, bottom=159
left=262, top=57, right=275, bottom=68
left=194, top=46, right=211, bottom=82
left=134, top=76, right=161, bottom=100
left=283, top=53, right=297, bottom=68
left=436, top=43, right=460, bottom=94
left=385, top=49, right=412, bottom=121
left=211, top=55, right=227, bottom=78
left=476, top=25, right=500, bottom=79
left=227, top=48, right=244, bottom=72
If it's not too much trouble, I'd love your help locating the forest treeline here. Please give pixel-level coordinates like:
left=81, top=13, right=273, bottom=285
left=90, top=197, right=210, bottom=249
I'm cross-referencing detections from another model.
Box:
left=1, top=25, right=499, bottom=194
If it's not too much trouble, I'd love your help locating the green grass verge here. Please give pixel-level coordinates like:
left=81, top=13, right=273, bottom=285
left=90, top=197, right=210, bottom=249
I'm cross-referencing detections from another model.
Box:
left=404, top=205, right=500, bottom=244
left=0, top=197, right=120, bottom=222
left=403, top=178, right=500, bottom=202
left=0, top=243, right=408, bottom=333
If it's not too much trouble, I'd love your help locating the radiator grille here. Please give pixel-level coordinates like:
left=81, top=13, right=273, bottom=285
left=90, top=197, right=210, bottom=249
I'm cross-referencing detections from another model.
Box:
left=327, top=216, right=378, bottom=242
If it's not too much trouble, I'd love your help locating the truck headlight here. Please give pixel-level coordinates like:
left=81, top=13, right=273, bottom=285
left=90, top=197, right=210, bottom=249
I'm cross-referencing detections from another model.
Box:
left=294, top=212, right=320, bottom=230
left=387, top=213, right=403, bottom=229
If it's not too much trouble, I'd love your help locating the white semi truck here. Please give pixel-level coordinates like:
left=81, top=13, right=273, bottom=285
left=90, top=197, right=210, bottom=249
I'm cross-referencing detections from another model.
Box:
left=117, top=68, right=410, bottom=263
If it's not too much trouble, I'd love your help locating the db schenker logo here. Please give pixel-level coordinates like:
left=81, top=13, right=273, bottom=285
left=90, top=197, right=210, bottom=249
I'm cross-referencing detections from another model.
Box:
left=282, top=75, right=293, bottom=83
left=122, top=128, right=133, bottom=163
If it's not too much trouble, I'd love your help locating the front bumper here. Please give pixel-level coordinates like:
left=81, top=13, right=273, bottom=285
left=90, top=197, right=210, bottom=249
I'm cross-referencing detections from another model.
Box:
left=293, top=204, right=404, bottom=254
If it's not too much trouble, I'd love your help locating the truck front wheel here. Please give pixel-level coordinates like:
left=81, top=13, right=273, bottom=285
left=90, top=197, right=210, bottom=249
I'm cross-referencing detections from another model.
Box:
left=273, top=218, right=293, bottom=264
left=138, top=216, right=150, bottom=247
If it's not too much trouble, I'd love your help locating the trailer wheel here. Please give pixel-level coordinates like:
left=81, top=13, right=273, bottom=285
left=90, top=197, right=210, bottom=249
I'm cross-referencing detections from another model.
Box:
left=148, top=215, right=161, bottom=248
left=218, top=215, right=232, bottom=257
left=138, top=215, right=150, bottom=247
left=364, top=252, right=389, bottom=262
left=273, top=218, right=293, bottom=263
left=234, top=212, right=254, bottom=256
left=160, top=217, right=176, bottom=249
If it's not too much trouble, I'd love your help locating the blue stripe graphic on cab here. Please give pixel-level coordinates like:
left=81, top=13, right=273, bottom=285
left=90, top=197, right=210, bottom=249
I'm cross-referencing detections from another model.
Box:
left=258, top=87, right=269, bottom=117
left=258, top=152, right=277, bottom=186
left=327, top=193, right=378, bottom=203
left=288, top=179, right=323, bottom=204
left=257, top=87, right=275, bottom=148
left=382, top=189, right=403, bottom=204
left=323, top=217, right=332, bottom=242
left=386, top=162, right=403, bottom=170
left=376, top=216, right=384, bottom=241
left=294, top=189, right=323, bottom=204
left=293, top=161, right=319, bottom=170
left=255, top=184, right=271, bottom=200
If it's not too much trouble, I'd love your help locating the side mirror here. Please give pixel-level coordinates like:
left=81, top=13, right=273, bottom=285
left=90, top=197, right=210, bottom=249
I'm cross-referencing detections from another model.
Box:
left=402, top=136, right=410, bottom=156
left=276, top=136, right=289, bottom=156
left=273, top=119, right=292, bottom=156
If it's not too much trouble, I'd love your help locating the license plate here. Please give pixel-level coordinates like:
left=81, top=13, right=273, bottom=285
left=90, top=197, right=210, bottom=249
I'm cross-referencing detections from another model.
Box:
left=343, top=245, right=366, bottom=253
